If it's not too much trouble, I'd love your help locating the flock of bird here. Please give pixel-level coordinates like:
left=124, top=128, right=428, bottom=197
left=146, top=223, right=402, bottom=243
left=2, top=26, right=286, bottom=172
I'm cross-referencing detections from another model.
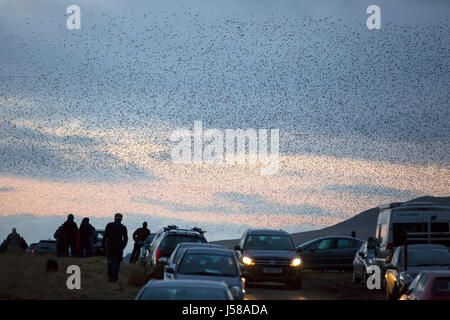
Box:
left=0, top=8, right=448, bottom=184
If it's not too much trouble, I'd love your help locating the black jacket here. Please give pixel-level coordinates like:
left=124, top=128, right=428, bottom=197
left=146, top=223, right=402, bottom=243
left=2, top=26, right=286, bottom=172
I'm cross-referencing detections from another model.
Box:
left=62, top=220, right=78, bottom=241
left=133, top=227, right=150, bottom=243
left=102, top=221, right=128, bottom=254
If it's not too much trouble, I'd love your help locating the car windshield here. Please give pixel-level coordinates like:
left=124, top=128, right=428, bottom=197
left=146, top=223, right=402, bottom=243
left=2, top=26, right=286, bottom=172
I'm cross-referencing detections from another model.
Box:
left=400, top=249, right=450, bottom=266
left=245, top=235, right=294, bottom=250
left=140, top=287, right=228, bottom=300
left=161, top=235, right=206, bottom=251
left=432, top=277, right=450, bottom=296
left=178, top=253, right=238, bottom=277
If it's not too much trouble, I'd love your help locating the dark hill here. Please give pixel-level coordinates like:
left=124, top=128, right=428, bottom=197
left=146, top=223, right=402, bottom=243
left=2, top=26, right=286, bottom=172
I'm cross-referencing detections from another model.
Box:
left=212, top=196, right=450, bottom=249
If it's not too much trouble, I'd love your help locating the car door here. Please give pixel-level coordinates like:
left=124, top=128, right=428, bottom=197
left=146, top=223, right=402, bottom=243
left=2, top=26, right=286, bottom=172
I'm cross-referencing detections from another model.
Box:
left=334, top=238, right=360, bottom=267
left=303, top=238, right=337, bottom=269
left=354, top=242, right=367, bottom=277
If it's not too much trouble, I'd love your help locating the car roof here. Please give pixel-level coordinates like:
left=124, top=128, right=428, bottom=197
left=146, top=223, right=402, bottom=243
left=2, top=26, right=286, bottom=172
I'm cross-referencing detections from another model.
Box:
left=299, top=236, right=363, bottom=246
left=398, top=244, right=448, bottom=250
left=248, top=229, right=290, bottom=236
left=176, top=243, right=224, bottom=249
left=144, top=279, right=228, bottom=289
left=182, top=247, right=234, bottom=256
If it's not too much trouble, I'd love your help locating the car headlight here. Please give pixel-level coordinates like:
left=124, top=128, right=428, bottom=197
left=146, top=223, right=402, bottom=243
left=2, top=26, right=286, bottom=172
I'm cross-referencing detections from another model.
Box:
left=290, top=257, right=301, bottom=267
left=242, top=256, right=255, bottom=266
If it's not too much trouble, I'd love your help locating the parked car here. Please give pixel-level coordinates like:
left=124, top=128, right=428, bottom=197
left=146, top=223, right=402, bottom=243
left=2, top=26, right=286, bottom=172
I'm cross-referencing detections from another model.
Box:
left=374, top=202, right=450, bottom=263
left=353, top=238, right=377, bottom=284
left=25, top=243, right=38, bottom=255
left=135, top=279, right=234, bottom=300
left=162, top=242, right=226, bottom=277
left=33, top=240, right=57, bottom=256
left=399, top=270, right=450, bottom=300
left=164, top=247, right=244, bottom=300
left=138, top=232, right=157, bottom=266
left=385, top=244, right=450, bottom=300
left=297, top=236, right=363, bottom=271
left=92, top=229, right=105, bottom=256
left=144, top=225, right=207, bottom=278
left=234, top=229, right=302, bottom=289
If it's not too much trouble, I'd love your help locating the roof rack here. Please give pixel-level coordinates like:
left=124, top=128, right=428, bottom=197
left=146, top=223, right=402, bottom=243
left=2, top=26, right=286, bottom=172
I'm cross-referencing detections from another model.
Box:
left=405, top=232, right=450, bottom=244
left=163, top=225, right=178, bottom=231
left=379, top=202, right=404, bottom=210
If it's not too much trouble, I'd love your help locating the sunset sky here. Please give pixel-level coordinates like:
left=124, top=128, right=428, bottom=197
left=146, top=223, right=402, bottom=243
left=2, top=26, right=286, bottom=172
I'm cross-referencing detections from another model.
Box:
left=0, top=0, right=449, bottom=241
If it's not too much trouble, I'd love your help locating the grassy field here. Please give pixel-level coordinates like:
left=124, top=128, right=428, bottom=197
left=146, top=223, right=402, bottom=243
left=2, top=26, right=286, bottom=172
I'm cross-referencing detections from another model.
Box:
left=0, top=253, right=147, bottom=300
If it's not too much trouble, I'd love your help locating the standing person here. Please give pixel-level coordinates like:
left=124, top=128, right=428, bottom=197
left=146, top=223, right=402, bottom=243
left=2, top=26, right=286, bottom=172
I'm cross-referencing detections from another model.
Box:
left=54, top=226, right=66, bottom=257
left=102, top=213, right=128, bottom=283
left=79, top=218, right=95, bottom=258
left=5, top=228, right=24, bottom=254
left=129, top=222, right=150, bottom=264
left=62, top=214, right=78, bottom=257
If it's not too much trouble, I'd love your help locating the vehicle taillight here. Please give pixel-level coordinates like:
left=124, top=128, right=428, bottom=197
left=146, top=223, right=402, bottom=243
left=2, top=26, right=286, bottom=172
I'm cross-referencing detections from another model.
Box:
left=155, top=248, right=162, bottom=261
left=386, top=242, right=393, bottom=262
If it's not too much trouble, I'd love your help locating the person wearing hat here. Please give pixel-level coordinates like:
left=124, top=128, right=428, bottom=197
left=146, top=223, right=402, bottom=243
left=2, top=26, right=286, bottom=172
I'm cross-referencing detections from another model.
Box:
left=102, top=213, right=128, bottom=282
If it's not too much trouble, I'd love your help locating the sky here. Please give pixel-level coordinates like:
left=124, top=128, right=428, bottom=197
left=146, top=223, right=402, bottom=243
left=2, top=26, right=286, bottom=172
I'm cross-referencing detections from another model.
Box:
left=0, top=0, right=449, bottom=244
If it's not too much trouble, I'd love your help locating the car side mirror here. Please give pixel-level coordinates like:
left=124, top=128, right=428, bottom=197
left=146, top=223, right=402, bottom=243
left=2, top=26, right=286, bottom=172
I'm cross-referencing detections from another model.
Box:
left=165, top=266, right=174, bottom=274
left=159, top=257, right=168, bottom=265
left=358, top=252, right=365, bottom=257
left=234, top=245, right=241, bottom=251
left=296, top=247, right=303, bottom=253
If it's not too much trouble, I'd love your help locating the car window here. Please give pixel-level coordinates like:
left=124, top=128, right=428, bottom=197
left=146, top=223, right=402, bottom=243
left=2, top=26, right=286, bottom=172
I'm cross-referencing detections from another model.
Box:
left=414, top=274, right=429, bottom=295
left=398, top=248, right=450, bottom=267
left=431, top=277, right=450, bottom=297
left=140, top=287, right=228, bottom=300
left=244, top=235, right=294, bottom=250
left=161, top=235, right=206, bottom=251
left=178, top=253, right=238, bottom=276
left=408, top=275, right=420, bottom=293
left=393, top=223, right=428, bottom=246
left=391, top=248, right=400, bottom=266
left=316, top=239, right=335, bottom=250
left=336, top=239, right=356, bottom=249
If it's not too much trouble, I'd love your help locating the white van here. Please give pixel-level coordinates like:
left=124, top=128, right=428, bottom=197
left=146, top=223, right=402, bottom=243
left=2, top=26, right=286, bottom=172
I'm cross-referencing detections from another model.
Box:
left=374, top=202, right=450, bottom=263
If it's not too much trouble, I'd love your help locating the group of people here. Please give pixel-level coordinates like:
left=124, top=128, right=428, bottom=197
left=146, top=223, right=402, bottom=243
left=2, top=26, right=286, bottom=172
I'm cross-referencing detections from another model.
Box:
left=2, top=213, right=150, bottom=283
left=54, top=214, right=97, bottom=258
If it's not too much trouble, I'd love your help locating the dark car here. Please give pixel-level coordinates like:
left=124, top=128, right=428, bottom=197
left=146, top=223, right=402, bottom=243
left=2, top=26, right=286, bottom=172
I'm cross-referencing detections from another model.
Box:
left=353, top=238, right=377, bottom=284
left=135, top=280, right=234, bottom=300
left=33, top=240, right=57, bottom=256
left=164, top=247, right=245, bottom=300
left=297, top=236, right=364, bottom=271
left=385, top=244, right=450, bottom=300
left=145, top=226, right=207, bottom=278
left=234, top=229, right=302, bottom=289
left=25, top=243, right=38, bottom=255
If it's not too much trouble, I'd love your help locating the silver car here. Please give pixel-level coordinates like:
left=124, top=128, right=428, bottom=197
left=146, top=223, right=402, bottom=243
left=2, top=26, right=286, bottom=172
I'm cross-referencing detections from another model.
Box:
left=135, top=279, right=234, bottom=300
left=161, top=242, right=226, bottom=277
left=164, top=247, right=245, bottom=300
